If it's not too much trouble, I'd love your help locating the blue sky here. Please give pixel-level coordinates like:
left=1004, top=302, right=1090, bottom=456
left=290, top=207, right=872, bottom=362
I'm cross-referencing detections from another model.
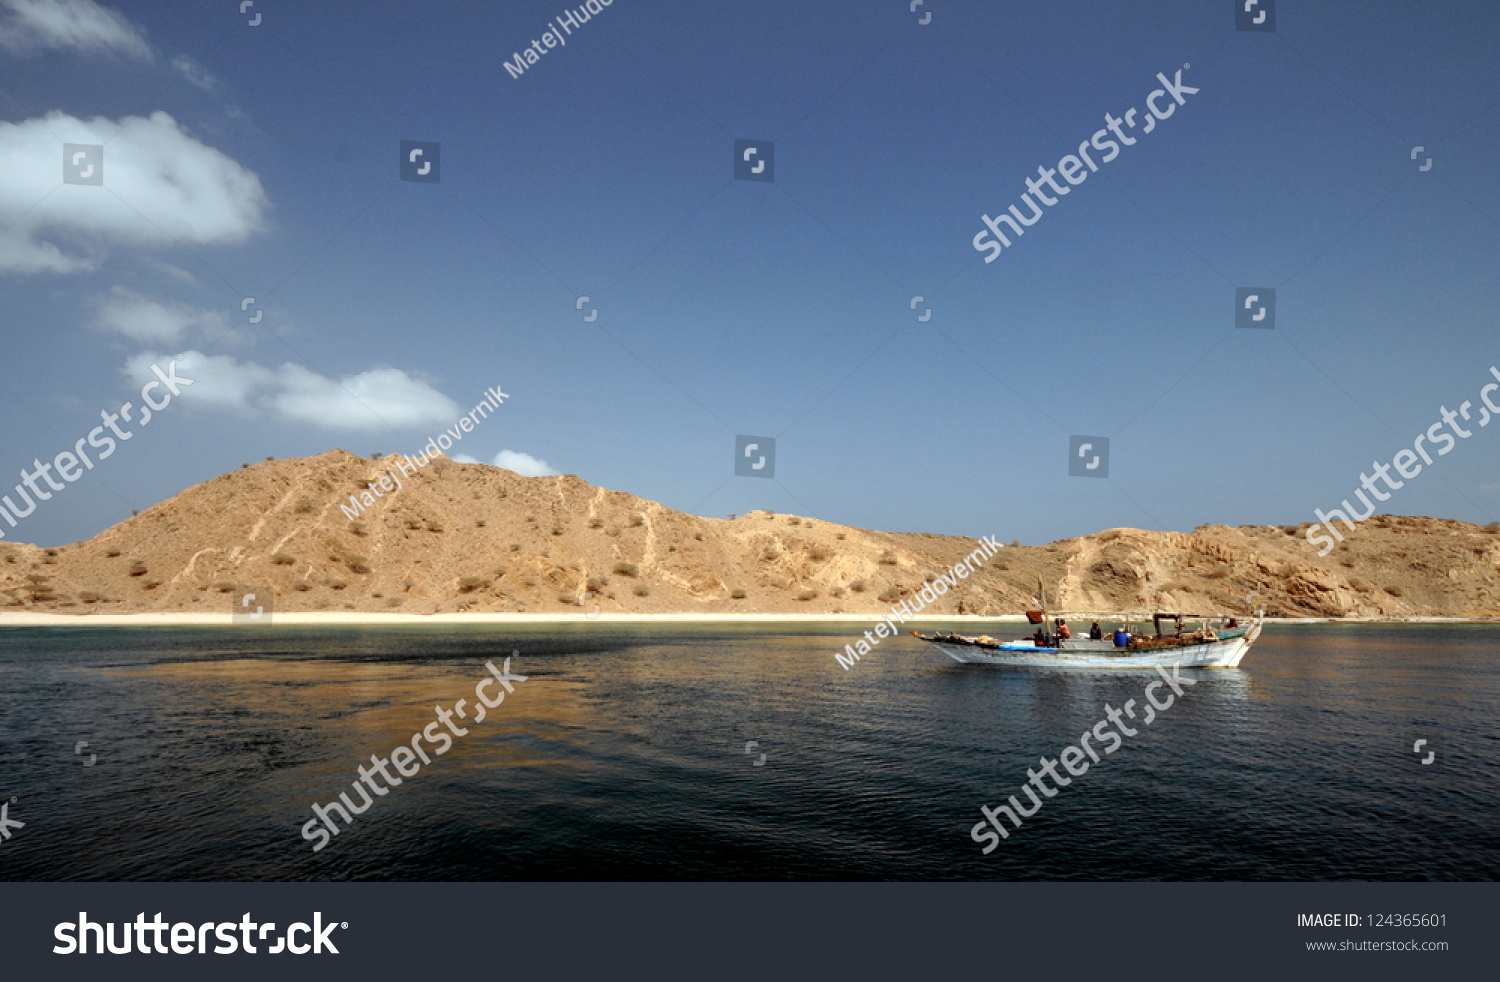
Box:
left=2, top=0, right=1499, bottom=549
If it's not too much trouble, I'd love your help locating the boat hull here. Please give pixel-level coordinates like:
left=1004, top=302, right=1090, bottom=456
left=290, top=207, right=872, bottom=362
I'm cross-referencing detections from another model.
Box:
left=923, top=624, right=1258, bottom=669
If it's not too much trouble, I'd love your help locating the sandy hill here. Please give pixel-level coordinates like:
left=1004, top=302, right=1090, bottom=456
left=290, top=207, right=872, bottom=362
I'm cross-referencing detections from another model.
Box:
left=2, top=450, right=1498, bottom=618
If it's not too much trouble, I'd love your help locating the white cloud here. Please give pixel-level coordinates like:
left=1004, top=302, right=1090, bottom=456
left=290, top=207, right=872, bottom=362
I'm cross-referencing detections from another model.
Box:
left=492, top=450, right=559, bottom=477
left=140, top=257, right=197, bottom=283
left=452, top=451, right=559, bottom=476
left=0, top=110, right=268, bottom=273
left=170, top=53, right=219, bottom=92
left=94, top=286, right=231, bottom=345
left=122, top=350, right=273, bottom=412
left=267, top=364, right=463, bottom=431
left=0, top=0, right=151, bottom=60
left=120, top=352, right=460, bottom=432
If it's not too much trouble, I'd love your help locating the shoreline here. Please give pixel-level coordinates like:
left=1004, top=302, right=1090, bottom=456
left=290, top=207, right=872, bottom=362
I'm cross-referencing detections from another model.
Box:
left=0, top=611, right=1493, bottom=628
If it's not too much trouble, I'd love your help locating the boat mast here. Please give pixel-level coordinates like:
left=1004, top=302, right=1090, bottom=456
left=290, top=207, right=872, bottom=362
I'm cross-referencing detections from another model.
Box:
left=1036, top=579, right=1050, bottom=646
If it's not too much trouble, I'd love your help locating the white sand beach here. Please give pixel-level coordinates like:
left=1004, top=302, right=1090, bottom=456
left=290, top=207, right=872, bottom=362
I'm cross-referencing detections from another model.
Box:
left=0, top=611, right=1489, bottom=628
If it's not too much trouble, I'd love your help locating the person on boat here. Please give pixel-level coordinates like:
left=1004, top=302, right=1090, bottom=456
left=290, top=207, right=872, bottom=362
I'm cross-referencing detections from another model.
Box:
left=1088, top=622, right=1103, bottom=640
left=1226, top=617, right=1239, bottom=629
left=1032, top=628, right=1047, bottom=646
left=1056, top=619, right=1072, bottom=640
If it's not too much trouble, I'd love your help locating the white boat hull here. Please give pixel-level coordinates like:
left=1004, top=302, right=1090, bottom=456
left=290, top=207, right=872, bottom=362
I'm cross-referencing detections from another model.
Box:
left=923, top=623, right=1259, bottom=669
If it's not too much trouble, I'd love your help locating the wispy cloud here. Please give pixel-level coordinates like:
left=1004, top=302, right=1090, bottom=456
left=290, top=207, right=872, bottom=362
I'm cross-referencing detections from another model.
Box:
left=94, top=286, right=234, bottom=346
left=0, top=0, right=151, bottom=60
left=170, top=53, right=219, bottom=92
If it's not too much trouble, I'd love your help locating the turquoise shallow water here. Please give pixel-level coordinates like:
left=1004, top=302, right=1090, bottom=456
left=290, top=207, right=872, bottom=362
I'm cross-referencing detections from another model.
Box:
left=0, top=621, right=1495, bottom=880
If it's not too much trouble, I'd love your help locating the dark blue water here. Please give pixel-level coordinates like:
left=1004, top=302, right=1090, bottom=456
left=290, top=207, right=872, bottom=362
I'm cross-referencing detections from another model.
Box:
left=0, top=622, right=1495, bottom=880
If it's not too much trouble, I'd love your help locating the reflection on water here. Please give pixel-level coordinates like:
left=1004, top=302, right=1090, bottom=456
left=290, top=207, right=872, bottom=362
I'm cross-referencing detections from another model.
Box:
left=0, top=622, right=1495, bottom=880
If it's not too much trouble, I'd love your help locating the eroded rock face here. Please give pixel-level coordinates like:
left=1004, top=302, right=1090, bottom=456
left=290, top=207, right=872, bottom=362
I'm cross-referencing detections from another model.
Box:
left=2, top=449, right=1497, bottom=617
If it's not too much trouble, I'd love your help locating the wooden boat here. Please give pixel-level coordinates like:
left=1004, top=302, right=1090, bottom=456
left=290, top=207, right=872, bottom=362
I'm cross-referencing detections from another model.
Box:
left=910, top=590, right=1262, bottom=668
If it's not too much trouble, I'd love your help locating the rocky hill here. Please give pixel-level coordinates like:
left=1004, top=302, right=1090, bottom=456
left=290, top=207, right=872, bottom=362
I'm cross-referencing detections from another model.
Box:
left=2, top=450, right=1498, bottom=618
